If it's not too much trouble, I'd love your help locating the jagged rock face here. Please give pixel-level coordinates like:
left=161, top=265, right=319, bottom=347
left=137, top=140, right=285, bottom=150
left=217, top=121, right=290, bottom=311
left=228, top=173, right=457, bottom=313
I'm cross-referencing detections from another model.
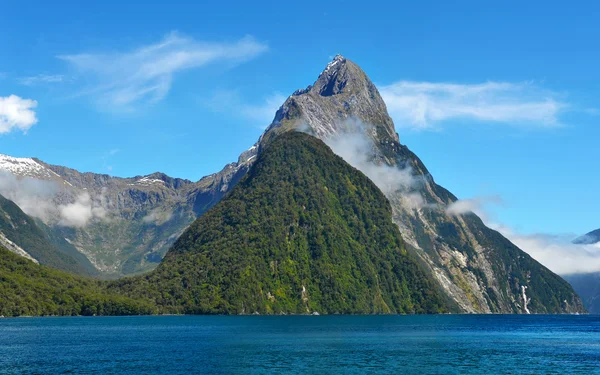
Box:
left=0, top=151, right=257, bottom=277
left=266, top=55, right=398, bottom=145
left=257, top=55, right=584, bottom=314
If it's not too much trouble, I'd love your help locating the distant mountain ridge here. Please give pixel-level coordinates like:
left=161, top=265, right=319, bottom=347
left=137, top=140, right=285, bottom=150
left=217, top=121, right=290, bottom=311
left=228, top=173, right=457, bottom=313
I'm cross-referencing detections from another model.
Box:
left=564, top=228, right=600, bottom=314
left=573, top=228, right=600, bottom=245
left=0, top=147, right=257, bottom=277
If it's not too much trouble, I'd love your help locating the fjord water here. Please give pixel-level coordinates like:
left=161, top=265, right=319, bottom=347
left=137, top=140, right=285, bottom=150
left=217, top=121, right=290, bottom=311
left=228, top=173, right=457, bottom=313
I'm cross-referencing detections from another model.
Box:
left=0, top=315, right=598, bottom=374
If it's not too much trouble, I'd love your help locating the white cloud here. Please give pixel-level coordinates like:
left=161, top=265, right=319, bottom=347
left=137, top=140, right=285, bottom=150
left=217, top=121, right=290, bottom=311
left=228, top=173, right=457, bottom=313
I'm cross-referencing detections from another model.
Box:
left=19, top=74, right=66, bottom=86
left=445, top=194, right=600, bottom=275
left=60, top=32, right=268, bottom=110
left=379, top=81, right=567, bottom=129
left=0, top=95, right=38, bottom=134
left=59, top=193, right=95, bottom=227
left=446, top=195, right=503, bottom=222
left=0, top=172, right=59, bottom=221
left=321, top=122, right=420, bottom=195
left=0, top=173, right=108, bottom=228
left=58, top=192, right=107, bottom=228
left=142, top=208, right=173, bottom=225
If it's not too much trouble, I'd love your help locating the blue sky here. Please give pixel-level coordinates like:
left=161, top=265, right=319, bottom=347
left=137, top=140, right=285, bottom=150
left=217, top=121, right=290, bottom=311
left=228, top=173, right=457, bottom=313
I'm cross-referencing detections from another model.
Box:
left=1, top=0, right=599, bottom=244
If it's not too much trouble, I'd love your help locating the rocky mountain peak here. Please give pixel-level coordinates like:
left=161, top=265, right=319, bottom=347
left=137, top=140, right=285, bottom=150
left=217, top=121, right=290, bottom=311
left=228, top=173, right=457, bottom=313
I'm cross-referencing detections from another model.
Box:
left=266, top=55, right=399, bottom=144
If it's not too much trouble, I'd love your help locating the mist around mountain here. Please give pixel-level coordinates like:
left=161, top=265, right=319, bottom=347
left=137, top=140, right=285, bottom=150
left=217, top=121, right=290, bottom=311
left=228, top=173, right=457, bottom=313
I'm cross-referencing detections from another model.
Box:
left=254, top=55, right=583, bottom=314
left=0, top=55, right=585, bottom=314
left=573, top=229, right=600, bottom=245
left=563, top=229, right=600, bottom=313
left=0, top=193, right=97, bottom=275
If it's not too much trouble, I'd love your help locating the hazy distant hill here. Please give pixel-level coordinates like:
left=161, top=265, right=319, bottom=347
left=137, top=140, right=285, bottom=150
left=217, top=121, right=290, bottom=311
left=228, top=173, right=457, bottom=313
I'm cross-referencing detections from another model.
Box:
left=565, top=229, right=600, bottom=313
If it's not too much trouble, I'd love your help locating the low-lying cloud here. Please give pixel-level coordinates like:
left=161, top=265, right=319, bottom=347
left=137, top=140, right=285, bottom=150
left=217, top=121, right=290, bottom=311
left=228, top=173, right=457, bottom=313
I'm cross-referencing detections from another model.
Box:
left=0, top=95, right=38, bottom=134
left=0, top=173, right=58, bottom=221
left=0, top=172, right=107, bottom=227
left=59, top=192, right=107, bottom=228
left=491, top=224, right=600, bottom=275
left=142, top=208, right=174, bottom=225
left=323, top=129, right=419, bottom=196
left=379, top=81, right=567, bottom=130
left=446, top=195, right=503, bottom=222
left=446, top=194, right=600, bottom=275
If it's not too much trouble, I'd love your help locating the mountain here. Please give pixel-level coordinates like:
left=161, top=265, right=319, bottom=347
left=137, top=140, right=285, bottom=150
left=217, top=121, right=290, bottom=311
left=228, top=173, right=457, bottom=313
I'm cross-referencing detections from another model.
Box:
left=565, top=273, right=600, bottom=314
left=252, top=55, right=584, bottom=314
left=0, top=193, right=96, bottom=275
left=564, top=229, right=600, bottom=313
left=573, top=229, right=600, bottom=245
left=0, top=246, right=154, bottom=317
left=0, top=55, right=585, bottom=314
left=110, top=132, right=452, bottom=314
left=0, top=149, right=256, bottom=277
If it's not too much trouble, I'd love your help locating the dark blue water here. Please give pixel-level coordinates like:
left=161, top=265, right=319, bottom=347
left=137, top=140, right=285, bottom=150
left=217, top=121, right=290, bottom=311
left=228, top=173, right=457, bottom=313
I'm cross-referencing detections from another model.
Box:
left=0, top=315, right=599, bottom=374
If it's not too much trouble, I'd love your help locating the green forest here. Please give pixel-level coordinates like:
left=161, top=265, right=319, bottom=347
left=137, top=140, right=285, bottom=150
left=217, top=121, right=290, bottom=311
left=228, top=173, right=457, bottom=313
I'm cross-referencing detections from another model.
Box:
left=0, top=132, right=451, bottom=316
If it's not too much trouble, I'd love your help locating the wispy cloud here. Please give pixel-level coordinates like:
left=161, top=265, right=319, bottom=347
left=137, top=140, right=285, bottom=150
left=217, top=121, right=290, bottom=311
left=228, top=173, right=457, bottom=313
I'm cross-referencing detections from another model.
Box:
left=19, top=74, right=66, bottom=86
left=59, top=32, right=268, bottom=110
left=0, top=95, right=38, bottom=134
left=379, top=81, right=567, bottom=130
left=205, top=90, right=285, bottom=128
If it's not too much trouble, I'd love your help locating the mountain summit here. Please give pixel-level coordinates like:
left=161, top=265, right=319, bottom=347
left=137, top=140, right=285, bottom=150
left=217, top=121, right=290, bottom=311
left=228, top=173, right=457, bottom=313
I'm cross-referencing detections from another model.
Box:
left=266, top=55, right=398, bottom=144
left=257, top=56, right=584, bottom=314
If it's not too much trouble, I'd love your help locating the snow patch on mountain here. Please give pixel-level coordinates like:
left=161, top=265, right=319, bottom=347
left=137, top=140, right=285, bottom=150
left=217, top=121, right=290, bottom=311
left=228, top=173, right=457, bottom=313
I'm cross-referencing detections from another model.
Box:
left=135, top=177, right=165, bottom=186
left=0, top=154, right=59, bottom=179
